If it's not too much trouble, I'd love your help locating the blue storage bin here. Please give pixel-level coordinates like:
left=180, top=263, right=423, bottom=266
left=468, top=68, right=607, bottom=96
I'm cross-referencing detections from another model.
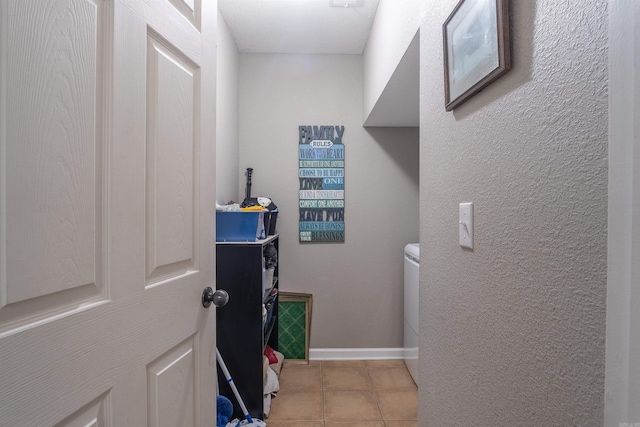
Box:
left=216, top=211, right=264, bottom=242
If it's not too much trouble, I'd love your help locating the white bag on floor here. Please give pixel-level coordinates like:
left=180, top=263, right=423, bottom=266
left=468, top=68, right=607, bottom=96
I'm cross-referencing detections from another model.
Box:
left=262, top=366, right=279, bottom=417
left=225, top=419, right=267, bottom=427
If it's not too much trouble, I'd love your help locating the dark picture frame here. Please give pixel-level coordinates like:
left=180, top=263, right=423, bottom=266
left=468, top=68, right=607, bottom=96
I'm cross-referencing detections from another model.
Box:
left=443, top=0, right=511, bottom=111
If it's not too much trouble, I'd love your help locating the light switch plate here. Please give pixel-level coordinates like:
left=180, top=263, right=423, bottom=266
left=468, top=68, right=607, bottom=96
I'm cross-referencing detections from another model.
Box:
left=459, top=202, right=473, bottom=249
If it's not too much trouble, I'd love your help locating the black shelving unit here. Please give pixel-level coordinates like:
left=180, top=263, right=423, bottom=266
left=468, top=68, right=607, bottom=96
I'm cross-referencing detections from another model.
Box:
left=216, top=234, right=279, bottom=419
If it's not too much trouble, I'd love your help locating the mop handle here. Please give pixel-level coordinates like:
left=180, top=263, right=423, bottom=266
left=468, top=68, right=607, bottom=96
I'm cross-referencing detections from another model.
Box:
left=216, top=348, right=254, bottom=423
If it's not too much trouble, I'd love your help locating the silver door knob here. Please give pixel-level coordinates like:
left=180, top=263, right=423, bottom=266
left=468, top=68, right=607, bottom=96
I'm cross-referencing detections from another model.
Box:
left=202, top=287, right=229, bottom=308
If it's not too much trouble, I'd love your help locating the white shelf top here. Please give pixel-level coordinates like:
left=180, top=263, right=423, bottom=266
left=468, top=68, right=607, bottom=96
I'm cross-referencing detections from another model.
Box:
left=216, top=234, right=279, bottom=246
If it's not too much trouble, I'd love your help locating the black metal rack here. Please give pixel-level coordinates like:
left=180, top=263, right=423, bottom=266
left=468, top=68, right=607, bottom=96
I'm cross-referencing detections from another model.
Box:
left=216, top=235, right=279, bottom=419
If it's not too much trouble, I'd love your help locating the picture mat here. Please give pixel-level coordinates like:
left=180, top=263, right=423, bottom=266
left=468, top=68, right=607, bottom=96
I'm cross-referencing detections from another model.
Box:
left=447, top=0, right=499, bottom=99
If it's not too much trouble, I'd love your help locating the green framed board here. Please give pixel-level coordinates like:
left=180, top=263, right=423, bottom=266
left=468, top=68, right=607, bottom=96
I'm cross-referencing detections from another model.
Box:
left=278, top=292, right=313, bottom=363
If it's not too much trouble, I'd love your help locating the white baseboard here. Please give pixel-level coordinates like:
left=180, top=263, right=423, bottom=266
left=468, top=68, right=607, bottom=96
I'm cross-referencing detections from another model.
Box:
left=309, top=348, right=405, bottom=360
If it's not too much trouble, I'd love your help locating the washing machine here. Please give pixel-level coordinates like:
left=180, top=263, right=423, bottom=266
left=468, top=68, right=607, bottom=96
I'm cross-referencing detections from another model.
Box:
left=404, top=243, right=419, bottom=385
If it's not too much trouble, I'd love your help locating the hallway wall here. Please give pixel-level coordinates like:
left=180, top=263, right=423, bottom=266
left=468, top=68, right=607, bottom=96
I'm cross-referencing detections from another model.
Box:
left=419, top=0, right=608, bottom=425
left=216, top=13, right=240, bottom=203
left=363, top=0, right=420, bottom=122
left=239, top=53, right=419, bottom=348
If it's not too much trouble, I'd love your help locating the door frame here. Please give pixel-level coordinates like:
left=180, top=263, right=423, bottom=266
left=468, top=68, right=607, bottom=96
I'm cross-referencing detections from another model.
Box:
left=605, top=0, right=640, bottom=424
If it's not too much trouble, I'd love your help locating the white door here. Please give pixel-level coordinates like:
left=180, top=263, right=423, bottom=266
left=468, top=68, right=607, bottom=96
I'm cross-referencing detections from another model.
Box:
left=0, top=0, right=217, bottom=425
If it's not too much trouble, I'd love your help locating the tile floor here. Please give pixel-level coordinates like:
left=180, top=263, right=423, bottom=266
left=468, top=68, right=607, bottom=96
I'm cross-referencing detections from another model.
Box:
left=266, top=359, right=418, bottom=427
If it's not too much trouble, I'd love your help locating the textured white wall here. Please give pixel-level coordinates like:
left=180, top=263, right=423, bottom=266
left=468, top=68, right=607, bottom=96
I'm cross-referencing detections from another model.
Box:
left=419, top=1, right=608, bottom=425
left=362, top=0, right=420, bottom=121
left=239, top=54, right=419, bottom=348
left=605, top=0, right=640, bottom=425
left=216, top=14, right=240, bottom=203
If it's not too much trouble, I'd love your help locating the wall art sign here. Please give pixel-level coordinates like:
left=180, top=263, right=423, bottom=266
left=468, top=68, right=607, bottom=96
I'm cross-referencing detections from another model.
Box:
left=298, top=125, right=345, bottom=243
left=443, top=0, right=511, bottom=111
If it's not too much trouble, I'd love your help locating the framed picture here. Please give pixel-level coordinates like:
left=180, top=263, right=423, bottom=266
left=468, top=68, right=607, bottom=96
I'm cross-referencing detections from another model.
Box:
left=443, top=0, right=511, bottom=111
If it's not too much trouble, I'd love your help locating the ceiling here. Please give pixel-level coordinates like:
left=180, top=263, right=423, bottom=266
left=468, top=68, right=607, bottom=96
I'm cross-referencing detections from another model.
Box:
left=217, top=0, right=418, bottom=127
left=218, top=0, right=381, bottom=54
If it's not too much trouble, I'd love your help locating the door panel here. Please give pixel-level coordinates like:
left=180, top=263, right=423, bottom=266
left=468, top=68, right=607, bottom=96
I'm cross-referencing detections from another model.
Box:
left=54, top=392, right=112, bottom=427
left=5, top=0, right=99, bottom=303
left=1, top=0, right=107, bottom=334
left=146, top=31, right=199, bottom=285
left=0, top=0, right=217, bottom=424
left=147, top=335, right=198, bottom=427
left=168, top=0, right=201, bottom=30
